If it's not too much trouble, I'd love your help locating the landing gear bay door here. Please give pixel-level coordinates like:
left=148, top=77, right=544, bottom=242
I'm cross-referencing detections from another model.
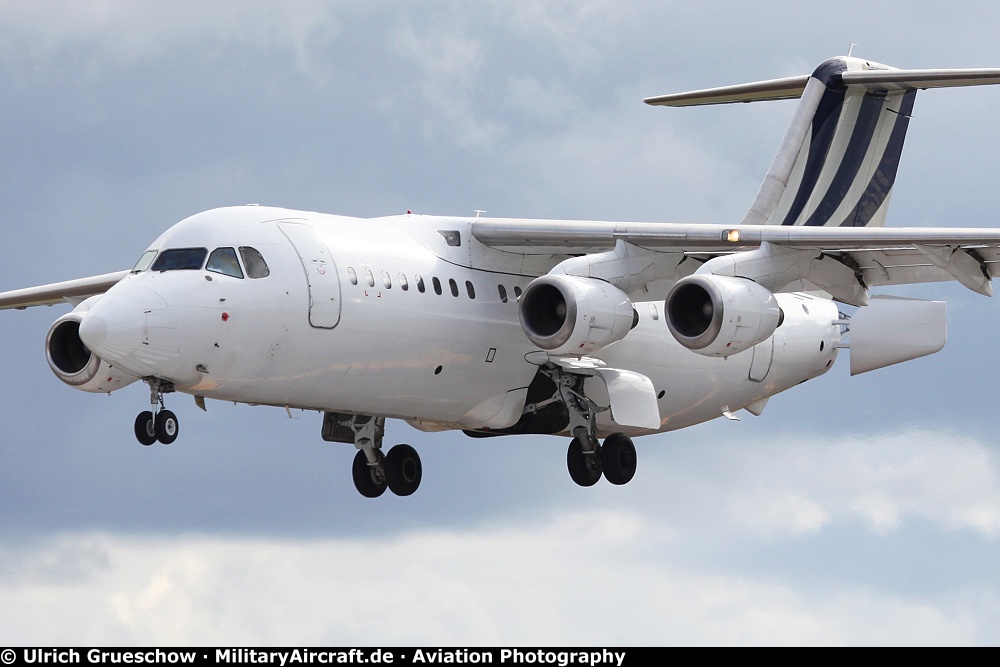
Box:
left=554, top=358, right=660, bottom=430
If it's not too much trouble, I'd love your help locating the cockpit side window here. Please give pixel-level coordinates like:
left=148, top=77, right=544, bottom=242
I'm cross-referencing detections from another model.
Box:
left=131, top=250, right=157, bottom=273
left=239, top=246, right=270, bottom=279
left=206, top=247, right=244, bottom=279
left=151, top=248, right=208, bottom=272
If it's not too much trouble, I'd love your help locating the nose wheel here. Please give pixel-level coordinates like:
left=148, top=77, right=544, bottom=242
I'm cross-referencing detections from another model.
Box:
left=134, top=379, right=178, bottom=445
left=154, top=410, right=179, bottom=444
left=134, top=408, right=179, bottom=445
left=134, top=411, right=157, bottom=446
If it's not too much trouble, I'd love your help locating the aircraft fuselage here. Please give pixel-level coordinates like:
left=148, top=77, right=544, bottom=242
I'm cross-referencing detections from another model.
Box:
left=78, top=206, right=841, bottom=437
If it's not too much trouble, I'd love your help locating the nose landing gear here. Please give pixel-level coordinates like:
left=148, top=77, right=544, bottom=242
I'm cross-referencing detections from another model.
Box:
left=134, top=379, right=178, bottom=445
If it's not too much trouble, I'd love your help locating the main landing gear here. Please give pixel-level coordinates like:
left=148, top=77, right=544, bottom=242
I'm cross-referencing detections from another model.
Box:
left=134, top=379, right=178, bottom=446
left=567, top=432, right=637, bottom=487
left=549, top=364, right=639, bottom=487
left=322, top=412, right=423, bottom=498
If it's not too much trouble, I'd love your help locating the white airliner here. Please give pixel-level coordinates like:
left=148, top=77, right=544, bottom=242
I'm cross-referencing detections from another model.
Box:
left=4, top=55, right=1000, bottom=498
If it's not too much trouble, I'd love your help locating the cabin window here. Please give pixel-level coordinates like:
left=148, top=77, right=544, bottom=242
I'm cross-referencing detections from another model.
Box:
left=648, top=303, right=659, bottom=321
left=415, top=274, right=425, bottom=293
left=432, top=277, right=442, bottom=295
left=132, top=250, right=157, bottom=273
left=513, top=286, right=523, bottom=299
left=399, top=273, right=409, bottom=291
left=498, top=285, right=508, bottom=303
left=347, top=267, right=358, bottom=285
left=382, top=271, right=392, bottom=289
left=239, top=246, right=270, bottom=278
left=466, top=281, right=475, bottom=299
left=151, top=248, right=208, bottom=272
left=206, top=247, right=244, bottom=279
left=364, top=268, right=375, bottom=287
left=449, top=278, right=459, bottom=297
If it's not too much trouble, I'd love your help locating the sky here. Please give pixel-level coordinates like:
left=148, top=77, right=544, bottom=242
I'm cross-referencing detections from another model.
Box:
left=2, top=0, right=1000, bottom=646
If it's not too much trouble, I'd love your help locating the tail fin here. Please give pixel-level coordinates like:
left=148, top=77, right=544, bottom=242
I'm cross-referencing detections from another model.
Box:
left=646, top=57, right=1000, bottom=227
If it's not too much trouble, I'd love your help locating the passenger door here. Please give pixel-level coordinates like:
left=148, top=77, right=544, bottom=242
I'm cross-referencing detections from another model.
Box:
left=278, top=222, right=341, bottom=329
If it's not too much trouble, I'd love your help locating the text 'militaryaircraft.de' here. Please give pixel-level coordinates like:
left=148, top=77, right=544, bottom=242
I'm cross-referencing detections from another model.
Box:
left=4, top=55, right=1000, bottom=498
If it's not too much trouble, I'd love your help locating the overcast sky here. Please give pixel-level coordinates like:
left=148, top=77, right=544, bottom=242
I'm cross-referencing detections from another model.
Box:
left=2, top=0, right=1000, bottom=646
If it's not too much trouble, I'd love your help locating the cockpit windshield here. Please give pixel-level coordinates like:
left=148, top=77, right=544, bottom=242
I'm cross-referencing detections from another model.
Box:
left=239, top=246, right=270, bottom=278
left=131, top=250, right=157, bottom=273
left=151, top=248, right=208, bottom=272
left=206, top=247, right=244, bottom=278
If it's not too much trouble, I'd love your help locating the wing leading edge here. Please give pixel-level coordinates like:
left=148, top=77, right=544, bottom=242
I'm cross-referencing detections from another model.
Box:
left=0, top=271, right=129, bottom=310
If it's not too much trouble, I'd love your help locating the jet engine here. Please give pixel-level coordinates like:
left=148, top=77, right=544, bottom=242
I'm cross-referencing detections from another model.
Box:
left=45, top=299, right=140, bottom=393
left=519, top=274, right=637, bottom=355
left=665, top=274, right=783, bottom=357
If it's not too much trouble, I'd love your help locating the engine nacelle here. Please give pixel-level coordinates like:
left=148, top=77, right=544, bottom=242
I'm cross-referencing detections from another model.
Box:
left=666, top=274, right=783, bottom=357
left=45, top=300, right=140, bottom=393
left=519, top=275, right=637, bottom=355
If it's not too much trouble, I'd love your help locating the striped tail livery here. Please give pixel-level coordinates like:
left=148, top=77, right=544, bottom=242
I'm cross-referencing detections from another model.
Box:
left=646, top=55, right=1000, bottom=228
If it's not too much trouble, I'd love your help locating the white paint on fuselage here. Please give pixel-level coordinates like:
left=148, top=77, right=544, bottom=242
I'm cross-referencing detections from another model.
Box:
left=82, top=206, right=841, bottom=437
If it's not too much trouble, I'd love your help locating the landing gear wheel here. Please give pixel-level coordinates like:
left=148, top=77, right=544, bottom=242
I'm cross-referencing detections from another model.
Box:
left=134, top=411, right=157, bottom=446
left=352, top=449, right=387, bottom=498
left=567, top=437, right=603, bottom=487
left=385, top=444, right=422, bottom=497
left=154, top=409, right=179, bottom=445
left=601, top=433, right=637, bottom=485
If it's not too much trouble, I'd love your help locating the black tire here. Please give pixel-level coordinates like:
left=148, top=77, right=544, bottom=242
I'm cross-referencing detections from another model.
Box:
left=601, top=433, right=637, bottom=485
left=134, top=411, right=157, bottom=446
left=385, top=444, right=422, bottom=497
left=352, top=449, right=387, bottom=498
left=567, top=437, right=602, bottom=487
left=154, top=409, right=179, bottom=445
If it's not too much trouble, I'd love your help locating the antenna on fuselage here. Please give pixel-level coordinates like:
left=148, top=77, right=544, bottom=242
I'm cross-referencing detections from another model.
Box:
left=474, top=210, right=487, bottom=218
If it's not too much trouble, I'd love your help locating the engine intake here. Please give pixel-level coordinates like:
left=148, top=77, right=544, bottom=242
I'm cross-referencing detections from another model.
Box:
left=45, top=300, right=139, bottom=393
left=666, top=274, right=783, bottom=357
left=519, top=275, right=637, bottom=355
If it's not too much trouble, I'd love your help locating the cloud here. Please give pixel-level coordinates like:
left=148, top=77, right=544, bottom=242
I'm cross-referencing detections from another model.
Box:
left=643, top=427, right=1000, bottom=539
left=2, top=428, right=1000, bottom=645
left=0, top=516, right=986, bottom=646
left=387, top=23, right=504, bottom=149
left=0, top=1, right=343, bottom=68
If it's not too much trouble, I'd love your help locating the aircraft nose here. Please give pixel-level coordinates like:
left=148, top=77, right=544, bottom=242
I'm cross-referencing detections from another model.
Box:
left=78, top=294, right=146, bottom=363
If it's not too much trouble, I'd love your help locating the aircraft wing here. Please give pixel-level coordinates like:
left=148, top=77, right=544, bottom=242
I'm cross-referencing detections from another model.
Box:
left=0, top=271, right=129, bottom=310
left=471, top=219, right=1000, bottom=294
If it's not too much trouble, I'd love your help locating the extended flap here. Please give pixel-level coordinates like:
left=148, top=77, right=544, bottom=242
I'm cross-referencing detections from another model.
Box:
left=850, top=296, right=946, bottom=375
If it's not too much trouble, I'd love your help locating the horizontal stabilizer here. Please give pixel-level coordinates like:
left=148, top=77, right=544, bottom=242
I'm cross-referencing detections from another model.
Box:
left=645, top=66, right=1000, bottom=107
left=841, top=68, right=1000, bottom=91
left=644, top=75, right=809, bottom=107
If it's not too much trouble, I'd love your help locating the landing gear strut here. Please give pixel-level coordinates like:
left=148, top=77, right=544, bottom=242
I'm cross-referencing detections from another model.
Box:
left=567, top=436, right=602, bottom=486
left=546, top=364, right=639, bottom=487
left=134, top=379, right=178, bottom=445
left=323, top=412, right=423, bottom=498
